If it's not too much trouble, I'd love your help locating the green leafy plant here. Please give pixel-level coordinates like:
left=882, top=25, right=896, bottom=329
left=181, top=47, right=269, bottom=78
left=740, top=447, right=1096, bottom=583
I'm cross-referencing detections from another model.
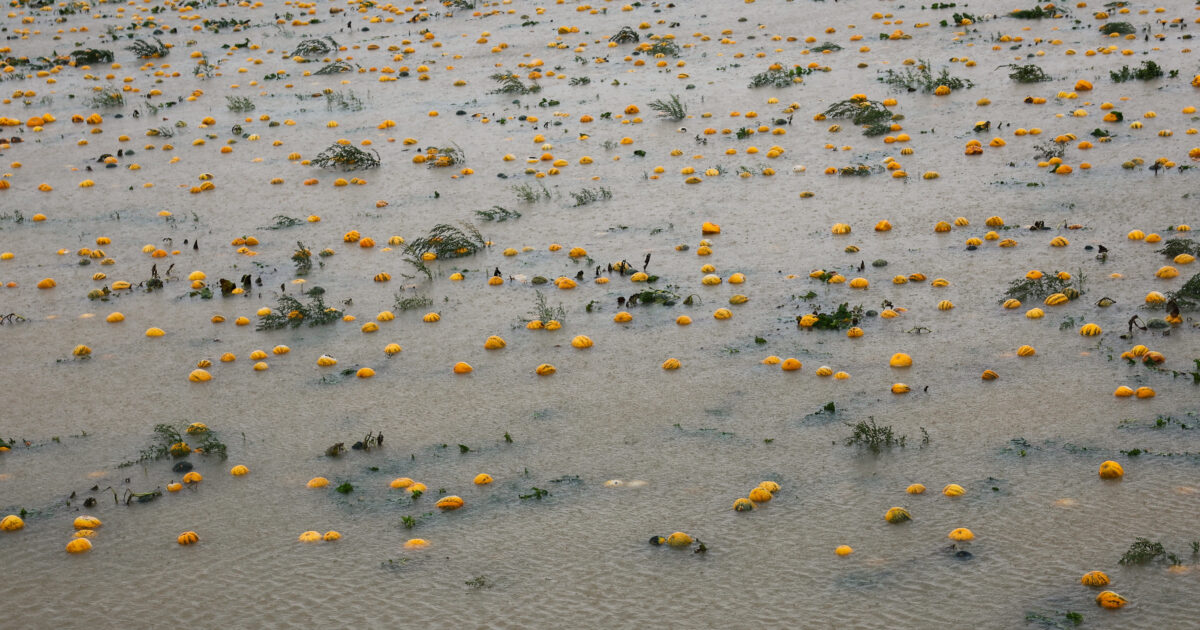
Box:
left=291, top=242, right=313, bottom=275
left=314, top=61, right=354, bottom=75
left=1099, top=22, right=1135, bottom=35
left=325, top=90, right=364, bottom=111
left=404, top=223, right=486, bottom=260
left=1119, top=538, right=1167, bottom=565
left=89, top=88, right=124, bottom=108
left=1110, top=60, right=1164, bottom=83
left=513, top=183, right=551, bottom=203
left=490, top=72, right=540, bottom=94
left=569, top=187, right=612, bottom=207
left=1010, top=5, right=1057, bottom=19
left=291, top=36, right=338, bottom=59
left=122, top=423, right=227, bottom=467
left=1166, top=273, right=1200, bottom=310
left=648, top=94, right=687, bottom=120
left=525, top=290, right=566, bottom=326
left=823, top=98, right=894, bottom=136
left=748, top=64, right=814, bottom=88
left=256, top=293, right=343, bottom=330
left=1002, top=63, right=1051, bottom=83
left=394, top=293, right=433, bottom=311
left=310, top=143, right=381, bottom=170
left=809, top=42, right=842, bottom=52
left=799, top=302, right=863, bottom=330
left=226, top=96, right=255, bottom=112
left=475, top=206, right=521, bottom=222
left=126, top=37, right=169, bottom=58
left=879, top=59, right=974, bottom=92
left=70, top=48, right=113, bottom=64
left=843, top=418, right=907, bottom=453
left=609, top=26, right=639, bottom=44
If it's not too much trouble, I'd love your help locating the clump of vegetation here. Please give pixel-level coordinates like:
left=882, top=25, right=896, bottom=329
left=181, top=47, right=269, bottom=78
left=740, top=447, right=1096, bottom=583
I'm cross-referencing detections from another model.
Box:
left=1010, top=5, right=1056, bottom=19
left=1001, top=273, right=1082, bottom=303
left=89, top=88, right=124, bottom=108
left=799, top=302, right=863, bottom=330
left=1110, top=60, right=1164, bottom=83
left=844, top=418, right=907, bottom=453
left=490, top=73, right=540, bottom=94
left=1119, top=538, right=1180, bottom=565
left=823, top=98, right=894, bottom=136
left=525, top=291, right=566, bottom=326
left=313, top=61, right=355, bottom=75
left=748, top=64, right=814, bottom=88
left=394, top=293, right=433, bottom=311
left=291, top=36, right=338, bottom=59
left=648, top=94, right=687, bottom=120
left=123, top=423, right=227, bottom=467
left=325, top=90, right=364, bottom=111
left=610, top=26, right=639, bottom=44
left=404, top=223, right=486, bottom=260
left=1099, top=22, right=1135, bottom=36
left=291, top=242, right=313, bottom=275
left=1167, top=273, right=1200, bottom=310
left=643, top=39, right=680, bottom=57
left=70, top=48, right=113, bottom=64
left=226, top=96, right=255, bottom=112
left=1002, top=63, right=1051, bottom=83
left=1156, top=239, right=1199, bottom=258
left=311, top=143, right=381, bottom=170
left=810, top=42, right=842, bottom=53
left=127, top=37, right=169, bottom=58
left=879, top=60, right=974, bottom=92
left=569, top=187, right=612, bottom=207
left=475, top=206, right=521, bottom=222
left=263, top=215, right=302, bottom=230
left=257, top=292, right=343, bottom=330
left=423, top=145, right=465, bottom=168
left=513, top=183, right=551, bottom=203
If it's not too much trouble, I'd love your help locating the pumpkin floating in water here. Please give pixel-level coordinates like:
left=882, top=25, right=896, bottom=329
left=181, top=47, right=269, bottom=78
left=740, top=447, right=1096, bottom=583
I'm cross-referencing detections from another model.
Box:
left=1135, top=386, right=1155, bottom=399
left=758, top=481, right=780, bottom=493
left=781, top=358, right=802, bottom=371
left=1095, top=591, right=1127, bottom=609
left=404, top=538, right=430, bottom=549
left=571, top=335, right=593, bottom=348
left=535, top=364, right=556, bottom=376
left=1025, top=308, right=1045, bottom=319
left=1081, top=571, right=1110, bottom=587
left=835, top=545, right=854, bottom=556
left=666, top=532, right=693, bottom=547
left=73, top=515, right=102, bottom=530
left=889, top=353, right=912, bottom=368
left=384, top=344, right=402, bottom=356
left=1098, top=460, right=1124, bottom=479
left=1080, top=323, right=1102, bottom=336
left=885, top=507, right=912, bottom=524
left=230, top=465, right=249, bottom=476
left=390, top=477, right=414, bottom=489
left=748, top=487, right=773, bottom=503
left=733, top=498, right=755, bottom=512
left=662, top=358, right=681, bottom=370
left=474, top=474, right=493, bottom=485
left=484, top=336, right=506, bottom=350
left=323, top=531, right=341, bottom=542
left=298, top=531, right=322, bottom=543
left=763, top=356, right=782, bottom=365
left=66, top=538, right=93, bottom=554
left=453, top=362, right=473, bottom=374
left=1017, top=345, right=1036, bottom=357
left=831, top=223, right=852, bottom=235
left=948, top=528, right=974, bottom=541
left=891, top=383, right=910, bottom=394
left=943, top=484, right=965, bottom=497
left=183, top=471, right=202, bottom=484
left=1002, top=299, right=1021, bottom=309
left=177, top=531, right=199, bottom=545
left=1113, top=386, right=1134, bottom=397
left=981, top=369, right=999, bottom=381
left=167, top=483, right=182, bottom=493
left=613, top=312, right=633, bottom=323
left=713, top=308, right=733, bottom=319
left=937, top=300, right=954, bottom=311
left=0, top=515, right=24, bottom=531
left=436, top=496, right=464, bottom=510
left=317, top=355, right=338, bottom=367
left=307, top=477, right=330, bottom=489
left=906, top=484, right=926, bottom=495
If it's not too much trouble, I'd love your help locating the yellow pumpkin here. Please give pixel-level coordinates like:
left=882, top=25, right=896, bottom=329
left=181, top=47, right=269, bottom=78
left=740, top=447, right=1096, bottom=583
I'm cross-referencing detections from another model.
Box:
left=981, top=369, right=999, bottom=381
left=1079, top=323, right=1102, bottom=336
left=177, top=531, right=200, bottom=545
left=66, top=538, right=93, bottom=554
left=781, top=358, right=802, bottom=371
left=948, top=528, right=974, bottom=541
left=571, top=335, right=593, bottom=348
left=390, top=477, right=414, bottom=489
left=937, top=300, right=954, bottom=311
left=403, top=538, right=430, bottom=549
left=748, top=487, right=773, bottom=503
left=0, top=515, right=24, bottom=531
left=1002, top=299, right=1021, bottom=309
left=307, top=476, right=330, bottom=488
left=298, top=531, right=322, bottom=543
left=535, top=363, right=557, bottom=376
left=891, top=383, right=910, bottom=394
left=943, top=483, right=965, bottom=497
left=484, top=335, right=507, bottom=350
left=436, top=495, right=464, bottom=510
left=1098, top=460, right=1124, bottom=479
left=317, top=355, right=338, bottom=367
left=474, top=473, right=493, bottom=485
left=831, top=223, right=852, bottom=235
left=230, top=465, right=249, bottom=476
left=1044, top=293, right=1068, bottom=306
left=1025, top=308, right=1045, bottom=319
left=666, top=532, right=693, bottom=547
left=662, top=358, right=681, bottom=370
left=1081, top=571, right=1110, bottom=587
left=613, top=311, right=633, bottom=323
left=835, top=545, right=854, bottom=556
left=167, top=482, right=182, bottom=492
left=889, top=353, right=912, bottom=368
left=453, top=362, right=473, bottom=374
left=323, top=531, right=342, bottom=542
left=1095, top=591, right=1127, bottom=609
left=733, top=497, right=755, bottom=512
left=758, top=481, right=780, bottom=493
left=713, top=308, right=732, bottom=319
left=423, top=312, right=441, bottom=323
left=763, top=356, right=782, bottom=365
left=1017, top=345, right=1036, bottom=357
left=183, top=471, right=203, bottom=484
left=906, top=483, right=926, bottom=495
left=73, top=515, right=102, bottom=530
left=885, top=507, right=911, bottom=524
left=1113, top=386, right=1134, bottom=397
left=1135, top=386, right=1155, bottom=399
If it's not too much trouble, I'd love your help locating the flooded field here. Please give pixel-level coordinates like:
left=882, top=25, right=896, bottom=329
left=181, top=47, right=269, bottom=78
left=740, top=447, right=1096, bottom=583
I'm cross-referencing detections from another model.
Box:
left=1, top=0, right=1199, bottom=627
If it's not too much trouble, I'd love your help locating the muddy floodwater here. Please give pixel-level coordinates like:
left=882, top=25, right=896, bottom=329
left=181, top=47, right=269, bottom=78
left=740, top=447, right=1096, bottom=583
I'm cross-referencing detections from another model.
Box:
left=1, top=0, right=1199, bottom=627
